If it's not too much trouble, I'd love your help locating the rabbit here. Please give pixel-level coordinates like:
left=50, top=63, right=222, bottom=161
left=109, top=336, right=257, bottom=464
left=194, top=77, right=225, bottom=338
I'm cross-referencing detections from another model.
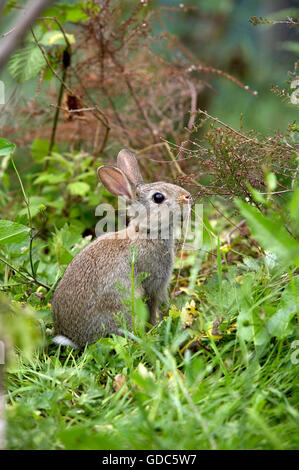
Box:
left=51, top=149, right=192, bottom=349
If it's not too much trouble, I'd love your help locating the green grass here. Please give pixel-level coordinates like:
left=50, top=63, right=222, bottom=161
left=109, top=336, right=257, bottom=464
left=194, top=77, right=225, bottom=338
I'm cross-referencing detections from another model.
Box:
left=5, top=245, right=299, bottom=450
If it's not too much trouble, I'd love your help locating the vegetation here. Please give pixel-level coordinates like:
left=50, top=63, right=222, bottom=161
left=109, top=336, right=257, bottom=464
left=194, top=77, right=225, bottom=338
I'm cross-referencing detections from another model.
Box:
left=0, top=0, right=298, bottom=450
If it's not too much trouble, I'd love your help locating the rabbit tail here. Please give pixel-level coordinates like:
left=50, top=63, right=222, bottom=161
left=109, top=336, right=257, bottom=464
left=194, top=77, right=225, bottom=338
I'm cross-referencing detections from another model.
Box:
left=53, top=335, right=79, bottom=349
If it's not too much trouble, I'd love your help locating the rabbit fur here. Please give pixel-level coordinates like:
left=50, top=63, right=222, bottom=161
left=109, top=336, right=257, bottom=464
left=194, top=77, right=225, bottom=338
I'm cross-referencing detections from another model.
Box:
left=51, top=149, right=192, bottom=348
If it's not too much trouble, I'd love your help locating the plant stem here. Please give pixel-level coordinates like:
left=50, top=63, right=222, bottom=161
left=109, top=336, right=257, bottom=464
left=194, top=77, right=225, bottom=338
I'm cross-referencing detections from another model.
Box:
left=10, top=154, right=36, bottom=277
left=0, top=256, right=50, bottom=290
left=9, top=154, right=50, bottom=290
left=131, top=255, right=136, bottom=335
left=48, top=66, right=67, bottom=158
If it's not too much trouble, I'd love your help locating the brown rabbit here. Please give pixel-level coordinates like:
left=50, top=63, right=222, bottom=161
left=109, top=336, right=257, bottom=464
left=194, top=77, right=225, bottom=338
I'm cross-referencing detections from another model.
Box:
left=51, top=149, right=192, bottom=348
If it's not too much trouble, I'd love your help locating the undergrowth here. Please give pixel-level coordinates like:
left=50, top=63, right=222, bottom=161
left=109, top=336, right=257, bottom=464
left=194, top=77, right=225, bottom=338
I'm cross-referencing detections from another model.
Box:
left=0, top=0, right=298, bottom=451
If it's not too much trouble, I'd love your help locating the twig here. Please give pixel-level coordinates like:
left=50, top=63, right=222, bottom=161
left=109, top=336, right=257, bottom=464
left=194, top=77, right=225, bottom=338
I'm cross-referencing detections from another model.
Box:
left=163, top=141, right=187, bottom=177
left=185, top=63, right=258, bottom=96
left=38, top=16, right=72, bottom=48
left=9, top=153, right=50, bottom=290
left=30, top=27, right=73, bottom=96
left=31, top=26, right=110, bottom=153
left=124, top=74, right=158, bottom=142
left=36, top=16, right=73, bottom=157
left=0, top=283, right=31, bottom=289
left=49, top=104, right=97, bottom=113
left=98, top=125, right=110, bottom=155
left=197, top=109, right=295, bottom=157
left=9, top=154, right=36, bottom=278
left=48, top=67, right=67, bottom=156
left=135, top=141, right=187, bottom=177
left=0, top=256, right=29, bottom=282
left=175, top=79, right=200, bottom=162
left=249, top=16, right=299, bottom=27
left=186, top=79, right=198, bottom=131
left=0, top=366, right=5, bottom=450
left=198, top=109, right=256, bottom=143
left=30, top=27, right=73, bottom=93
left=107, top=50, right=158, bottom=142
left=0, top=27, right=17, bottom=39
left=291, top=164, right=299, bottom=191
left=226, top=219, right=247, bottom=247
left=0, top=256, right=49, bottom=290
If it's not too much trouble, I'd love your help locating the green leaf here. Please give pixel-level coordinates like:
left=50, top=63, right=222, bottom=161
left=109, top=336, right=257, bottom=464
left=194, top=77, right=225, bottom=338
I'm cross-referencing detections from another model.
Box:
left=0, top=296, right=41, bottom=366
left=43, top=3, right=90, bottom=24
left=65, top=2, right=91, bottom=21
left=25, top=25, right=44, bottom=43
left=40, top=31, right=75, bottom=46
left=3, top=1, right=18, bottom=15
left=249, top=187, right=265, bottom=205
left=236, top=199, right=299, bottom=267
left=0, top=220, right=30, bottom=244
left=51, top=224, right=87, bottom=265
left=280, top=41, right=299, bottom=54
left=58, top=426, right=117, bottom=450
left=31, top=139, right=50, bottom=162
left=8, top=44, right=45, bottom=83
left=67, top=182, right=90, bottom=197
left=265, top=276, right=299, bottom=340
left=31, top=139, right=58, bottom=163
left=0, top=138, right=15, bottom=156
left=265, top=172, right=277, bottom=192
left=44, top=152, right=73, bottom=170
left=289, top=187, right=299, bottom=224
left=34, top=173, right=68, bottom=185
left=236, top=274, right=255, bottom=343
left=18, top=196, right=49, bottom=218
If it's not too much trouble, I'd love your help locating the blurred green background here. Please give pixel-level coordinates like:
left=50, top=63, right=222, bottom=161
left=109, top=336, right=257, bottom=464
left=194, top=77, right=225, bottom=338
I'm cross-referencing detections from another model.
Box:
left=156, top=0, right=298, bottom=132
left=1, top=0, right=298, bottom=135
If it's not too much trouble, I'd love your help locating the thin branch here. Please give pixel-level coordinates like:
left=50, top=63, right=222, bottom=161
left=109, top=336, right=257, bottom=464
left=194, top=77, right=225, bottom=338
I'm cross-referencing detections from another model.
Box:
left=98, top=124, right=110, bottom=155
left=48, top=65, right=67, bottom=156
left=30, top=27, right=73, bottom=95
left=31, top=26, right=110, bottom=154
left=50, top=104, right=97, bottom=113
left=198, top=109, right=256, bottom=143
left=34, top=18, right=73, bottom=157
left=0, top=27, right=17, bottom=39
left=135, top=141, right=187, bottom=177
left=0, top=256, right=50, bottom=290
left=9, top=153, right=50, bottom=290
left=0, top=256, right=29, bottom=282
left=0, top=366, right=5, bottom=450
left=38, top=16, right=72, bottom=48
left=226, top=219, right=246, bottom=247
left=186, top=79, right=198, bottom=131
left=0, top=282, right=31, bottom=289
left=10, top=153, right=35, bottom=275
left=124, top=74, right=158, bottom=142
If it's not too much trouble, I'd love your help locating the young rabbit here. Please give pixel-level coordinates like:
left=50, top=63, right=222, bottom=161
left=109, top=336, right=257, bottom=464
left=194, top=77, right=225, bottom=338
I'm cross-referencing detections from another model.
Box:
left=52, top=149, right=192, bottom=348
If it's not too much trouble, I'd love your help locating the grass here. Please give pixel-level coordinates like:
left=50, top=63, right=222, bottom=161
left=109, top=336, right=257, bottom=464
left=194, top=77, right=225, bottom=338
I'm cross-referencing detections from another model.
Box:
left=4, top=224, right=299, bottom=450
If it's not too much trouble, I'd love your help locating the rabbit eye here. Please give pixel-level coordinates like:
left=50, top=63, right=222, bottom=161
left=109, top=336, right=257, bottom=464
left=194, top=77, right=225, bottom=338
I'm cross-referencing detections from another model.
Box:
left=152, top=192, right=165, bottom=204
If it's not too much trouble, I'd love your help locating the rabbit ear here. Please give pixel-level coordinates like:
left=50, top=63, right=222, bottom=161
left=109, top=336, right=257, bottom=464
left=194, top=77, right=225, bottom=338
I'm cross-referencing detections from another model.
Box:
left=97, top=165, right=133, bottom=199
left=117, top=149, right=143, bottom=186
